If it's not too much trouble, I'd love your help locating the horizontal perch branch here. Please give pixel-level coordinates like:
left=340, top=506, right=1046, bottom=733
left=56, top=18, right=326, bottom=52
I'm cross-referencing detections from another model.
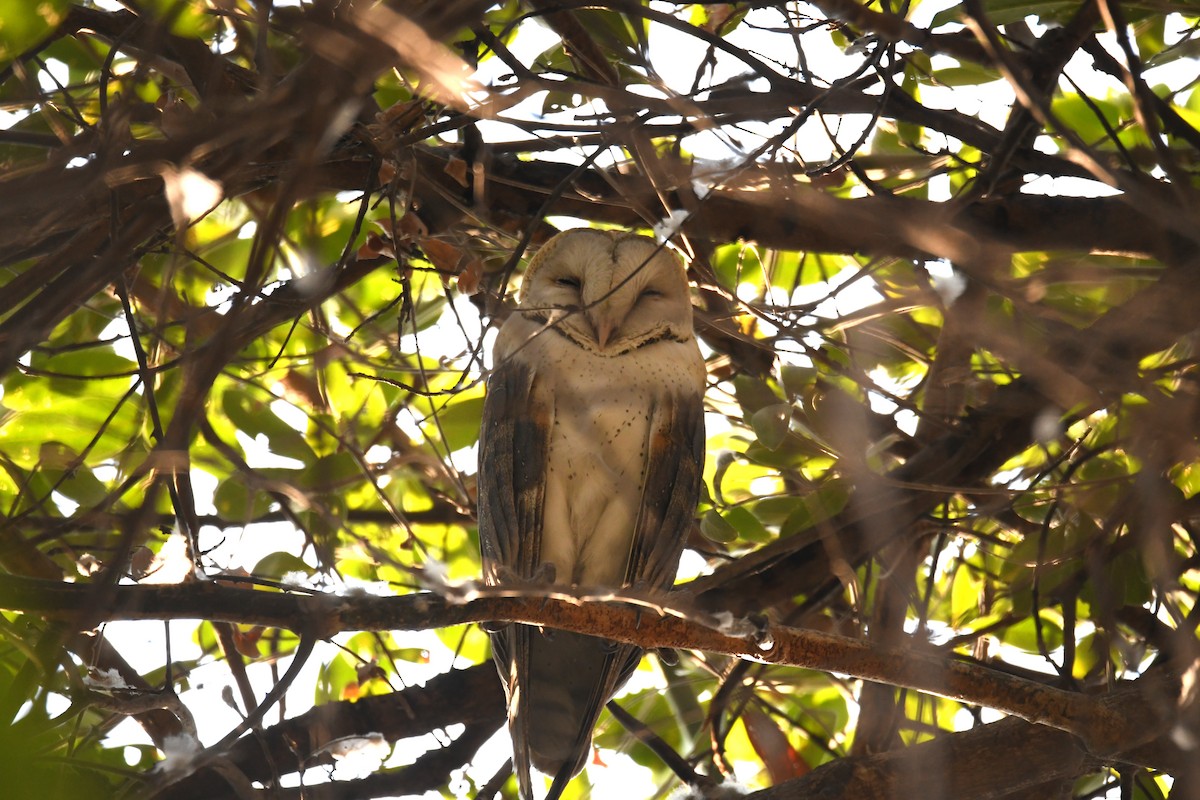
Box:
left=0, top=574, right=1176, bottom=763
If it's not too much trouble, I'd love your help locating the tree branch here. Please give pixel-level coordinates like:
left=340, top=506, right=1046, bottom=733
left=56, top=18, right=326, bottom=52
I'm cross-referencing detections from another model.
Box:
left=155, top=663, right=504, bottom=800
left=0, top=575, right=1182, bottom=767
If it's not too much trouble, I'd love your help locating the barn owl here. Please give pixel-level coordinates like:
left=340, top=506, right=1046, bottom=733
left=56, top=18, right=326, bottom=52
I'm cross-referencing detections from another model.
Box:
left=478, top=229, right=706, bottom=799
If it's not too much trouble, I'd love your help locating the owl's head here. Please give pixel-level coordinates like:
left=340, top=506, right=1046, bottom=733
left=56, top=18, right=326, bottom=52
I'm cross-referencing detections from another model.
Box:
left=518, top=229, right=695, bottom=354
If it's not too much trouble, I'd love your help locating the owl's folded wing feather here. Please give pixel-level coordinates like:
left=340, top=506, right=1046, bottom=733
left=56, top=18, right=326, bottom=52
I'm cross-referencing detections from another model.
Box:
left=625, top=388, right=706, bottom=590
left=478, top=352, right=553, bottom=800
left=478, top=353, right=549, bottom=584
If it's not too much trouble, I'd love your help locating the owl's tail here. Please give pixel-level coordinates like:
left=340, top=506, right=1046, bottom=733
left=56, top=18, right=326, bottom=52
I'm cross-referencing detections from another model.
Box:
left=496, top=625, right=639, bottom=800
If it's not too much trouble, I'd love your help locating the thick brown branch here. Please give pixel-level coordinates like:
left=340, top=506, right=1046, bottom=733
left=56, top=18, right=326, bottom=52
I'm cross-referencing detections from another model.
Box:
left=412, top=148, right=1178, bottom=259
left=156, top=663, right=504, bottom=800
left=0, top=576, right=1180, bottom=766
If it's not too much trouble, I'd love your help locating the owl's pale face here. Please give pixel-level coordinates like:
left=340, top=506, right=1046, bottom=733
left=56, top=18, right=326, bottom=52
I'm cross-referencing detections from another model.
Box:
left=518, top=229, right=694, bottom=354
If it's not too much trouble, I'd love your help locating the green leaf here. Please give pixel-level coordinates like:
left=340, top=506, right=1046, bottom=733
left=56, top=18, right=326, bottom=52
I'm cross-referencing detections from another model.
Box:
left=999, top=612, right=1062, bottom=655
left=687, top=3, right=749, bottom=36
left=950, top=563, right=983, bottom=627
left=36, top=442, right=109, bottom=507
left=1051, top=93, right=1125, bottom=148
left=1133, top=15, right=1165, bottom=65
left=1071, top=630, right=1102, bottom=680
left=542, top=89, right=584, bottom=114
left=1081, top=549, right=1151, bottom=610
left=765, top=249, right=802, bottom=291
left=573, top=8, right=643, bottom=57
left=421, top=393, right=485, bottom=452
left=300, top=452, right=362, bottom=490
left=751, top=404, right=792, bottom=450
left=750, top=496, right=805, bottom=525
left=213, top=478, right=274, bottom=521
left=700, top=508, right=738, bottom=543
left=931, top=64, right=1002, bottom=87
left=221, top=390, right=314, bottom=463
left=722, top=505, right=772, bottom=544
left=733, top=375, right=783, bottom=416
left=779, top=478, right=851, bottom=537
left=315, top=651, right=359, bottom=704
left=252, top=552, right=314, bottom=582
left=33, top=350, right=138, bottom=389
left=712, top=243, right=764, bottom=290
left=931, top=0, right=1079, bottom=28
left=0, top=0, right=69, bottom=67
left=0, top=395, right=142, bottom=465
left=1170, top=462, right=1200, bottom=498
left=142, top=0, right=213, bottom=39
left=781, top=365, right=816, bottom=400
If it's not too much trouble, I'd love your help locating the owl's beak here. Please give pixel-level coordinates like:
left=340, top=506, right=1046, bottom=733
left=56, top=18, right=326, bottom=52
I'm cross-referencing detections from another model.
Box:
left=589, top=308, right=617, bottom=351
left=595, top=319, right=615, bottom=350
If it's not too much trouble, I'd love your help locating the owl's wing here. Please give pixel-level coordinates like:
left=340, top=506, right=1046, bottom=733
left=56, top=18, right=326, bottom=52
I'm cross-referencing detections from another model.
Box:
left=477, top=351, right=549, bottom=584
left=625, top=387, right=707, bottom=590
left=478, top=349, right=550, bottom=800
left=602, top=386, right=705, bottom=759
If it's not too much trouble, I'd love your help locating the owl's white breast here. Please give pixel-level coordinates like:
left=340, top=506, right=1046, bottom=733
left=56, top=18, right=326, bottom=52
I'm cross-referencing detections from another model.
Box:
left=494, top=317, right=704, bottom=587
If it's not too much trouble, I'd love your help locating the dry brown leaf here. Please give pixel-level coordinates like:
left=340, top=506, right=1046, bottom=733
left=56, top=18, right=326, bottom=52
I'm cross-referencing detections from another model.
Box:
left=419, top=237, right=466, bottom=279
left=456, top=256, right=484, bottom=295
left=743, top=705, right=808, bottom=783
left=232, top=625, right=265, bottom=658
left=357, top=231, right=394, bottom=260
left=377, top=160, right=397, bottom=185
